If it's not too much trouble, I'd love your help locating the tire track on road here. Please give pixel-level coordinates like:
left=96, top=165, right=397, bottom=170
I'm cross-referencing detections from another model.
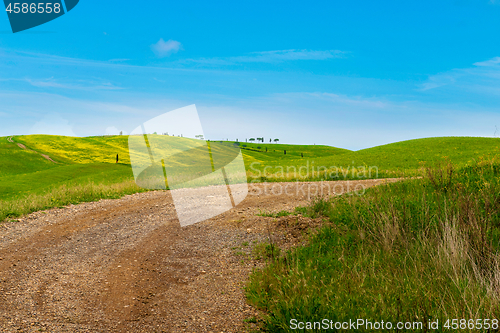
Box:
left=0, top=175, right=402, bottom=331
left=7, top=136, right=58, bottom=163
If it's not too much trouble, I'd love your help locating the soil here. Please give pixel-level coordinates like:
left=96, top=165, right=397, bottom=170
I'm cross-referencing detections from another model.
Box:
left=0, top=179, right=400, bottom=332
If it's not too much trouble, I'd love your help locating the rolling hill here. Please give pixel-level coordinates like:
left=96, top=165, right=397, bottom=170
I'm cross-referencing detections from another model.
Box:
left=0, top=134, right=498, bottom=220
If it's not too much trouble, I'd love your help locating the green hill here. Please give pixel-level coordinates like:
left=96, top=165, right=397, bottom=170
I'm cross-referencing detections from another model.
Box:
left=238, top=137, right=500, bottom=180
left=0, top=136, right=59, bottom=177
left=314, top=136, right=500, bottom=176
left=1, top=134, right=499, bottom=221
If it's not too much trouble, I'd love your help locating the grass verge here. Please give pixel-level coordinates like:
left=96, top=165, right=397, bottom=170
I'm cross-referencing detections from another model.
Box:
left=0, top=180, right=147, bottom=222
left=246, top=159, right=500, bottom=332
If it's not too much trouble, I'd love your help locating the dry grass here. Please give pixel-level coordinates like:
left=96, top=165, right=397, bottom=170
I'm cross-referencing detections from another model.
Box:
left=0, top=180, right=147, bottom=222
left=246, top=159, right=500, bottom=331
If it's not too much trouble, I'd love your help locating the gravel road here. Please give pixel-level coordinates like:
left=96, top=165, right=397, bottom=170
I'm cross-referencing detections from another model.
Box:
left=0, top=179, right=400, bottom=332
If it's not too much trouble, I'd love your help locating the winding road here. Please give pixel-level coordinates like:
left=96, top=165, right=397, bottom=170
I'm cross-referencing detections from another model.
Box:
left=7, top=136, right=57, bottom=163
left=0, top=179, right=400, bottom=332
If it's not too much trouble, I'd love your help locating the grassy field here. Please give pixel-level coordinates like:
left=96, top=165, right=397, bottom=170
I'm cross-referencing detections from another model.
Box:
left=2, top=134, right=500, bottom=330
left=242, top=137, right=500, bottom=181
left=1, top=134, right=499, bottom=222
left=246, top=160, right=500, bottom=332
left=0, top=136, right=58, bottom=177
left=0, top=135, right=144, bottom=220
left=15, top=135, right=500, bottom=181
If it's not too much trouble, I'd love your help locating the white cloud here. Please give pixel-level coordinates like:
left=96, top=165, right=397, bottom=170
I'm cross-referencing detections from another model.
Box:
left=30, top=114, right=76, bottom=136
left=419, top=73, right=459, bottom=91
left=108, top=58, right=131, bottom=62
left=25, top=77, right=123, bottom=90
left=151, top=39, right=183, bottom=58
left=420, top=56, right=500, bottom=92
left=104, top=126, right=127, bottom=135
left=233, top=49, right=345, bottom=62
left=182, top=49, right=345, bottom=66
left=473, top=57, right=500, bottom=67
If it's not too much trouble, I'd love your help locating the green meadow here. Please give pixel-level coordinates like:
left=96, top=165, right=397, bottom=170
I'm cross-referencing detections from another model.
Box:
left=2, top=134, right=500, bottom=331
left=241, top=137, right=500, bottom=181
left=0, top=134, right=499, bottom=222
left=246, top=159, right=500, bottom=332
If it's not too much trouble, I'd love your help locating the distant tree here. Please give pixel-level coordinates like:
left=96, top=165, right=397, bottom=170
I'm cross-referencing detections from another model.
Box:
left=153, top=131, right=157, bottom=135
left=274, top=138, right=279, bottom=143
left=269, top=138, right=271, bottom=142
left=195, top=135, right=204, bottom=140
left=119, top=131, right=123, bottom=135
left=249, top=138, right=256, bottom=142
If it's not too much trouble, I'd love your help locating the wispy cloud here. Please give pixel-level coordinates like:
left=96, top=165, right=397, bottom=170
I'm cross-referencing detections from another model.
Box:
left=273, top=91, right=389, bottom=109
left=420, top=56, right=500, bottom=92
left=108, top=58, right=131, bottom=63
left=473, top=57, right=500, bottom=67
left=0, top=47, right=197, bottom=73
left=234, top=49, right=345, bottom=62
left=151, top=39, right=183, bottom=58
left=419, top=73, right=460, bottom=91
left=25, top=77, right=124, bottom=90
left=181, top=49, right=346, bottom=66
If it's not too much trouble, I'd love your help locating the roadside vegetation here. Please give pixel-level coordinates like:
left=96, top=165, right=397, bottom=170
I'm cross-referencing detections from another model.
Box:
left=0, top=180, right=145, bottom=222
left=246, top=158, right=500, bottom=331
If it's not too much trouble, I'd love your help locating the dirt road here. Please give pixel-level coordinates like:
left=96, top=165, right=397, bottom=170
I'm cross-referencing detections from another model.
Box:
left=7, top=136, right=57, bottom=163
left=0, top=179, right=399, bottom=332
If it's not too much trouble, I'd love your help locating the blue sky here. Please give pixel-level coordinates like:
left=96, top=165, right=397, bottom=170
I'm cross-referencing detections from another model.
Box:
left=1, top=0, right=500, bottom=149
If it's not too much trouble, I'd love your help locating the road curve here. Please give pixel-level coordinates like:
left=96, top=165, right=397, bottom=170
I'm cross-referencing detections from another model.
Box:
left=6, top=136, right=57, bottom=163
left=0, top=179, right=400, bottom=332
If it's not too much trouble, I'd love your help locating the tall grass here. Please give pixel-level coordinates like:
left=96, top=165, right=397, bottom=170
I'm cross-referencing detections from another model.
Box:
left=246, top=160, right=500, bottom=331
left=0, top=180, right=147, bottom=222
